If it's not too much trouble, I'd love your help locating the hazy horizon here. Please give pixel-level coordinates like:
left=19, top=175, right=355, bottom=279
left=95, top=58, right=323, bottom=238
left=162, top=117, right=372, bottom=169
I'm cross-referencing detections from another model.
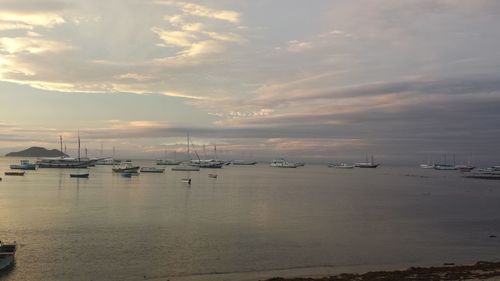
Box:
left=1, top=0, right=500, bottom=165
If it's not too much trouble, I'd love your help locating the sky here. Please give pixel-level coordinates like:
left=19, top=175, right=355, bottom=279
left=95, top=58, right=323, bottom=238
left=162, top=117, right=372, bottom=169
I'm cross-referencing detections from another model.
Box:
left=1, top=0, right=500, bottom=164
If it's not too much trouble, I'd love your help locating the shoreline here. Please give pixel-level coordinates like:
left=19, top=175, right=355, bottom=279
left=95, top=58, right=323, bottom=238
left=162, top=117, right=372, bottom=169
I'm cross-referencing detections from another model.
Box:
left=151, top=261, right=500, bottom=281
left=263, top=261, right=500, bottom=281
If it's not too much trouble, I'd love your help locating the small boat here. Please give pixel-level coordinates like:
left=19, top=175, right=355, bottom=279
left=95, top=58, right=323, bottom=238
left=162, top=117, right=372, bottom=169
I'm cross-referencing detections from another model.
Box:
left=420, top=164, right=435, bottom=169
left=182, top=178, right=192, bottom=184
left=112, top=163, right=140, bottom=173
left=70, top=172, right=89, bottom=178
left=10, top=160, right=37, bottom=170
left=208, top=173, right=218, bottom=178
left=140, top=167, right=165, bottom=173
left=0, top=241, right=17, bottom=271
left=4, top=171, right=25, bottom=176
left=270, top=159, right=299, bottom=168
left=328, top=163, right=354, bottom=169
left=456, top=165, right=475, bottom=172
left=232, top=160, right=257, bottom=165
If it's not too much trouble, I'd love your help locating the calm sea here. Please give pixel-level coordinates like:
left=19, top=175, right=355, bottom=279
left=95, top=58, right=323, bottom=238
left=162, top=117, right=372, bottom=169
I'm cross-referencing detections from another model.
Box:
left=1, top=157, right=500, bottom=280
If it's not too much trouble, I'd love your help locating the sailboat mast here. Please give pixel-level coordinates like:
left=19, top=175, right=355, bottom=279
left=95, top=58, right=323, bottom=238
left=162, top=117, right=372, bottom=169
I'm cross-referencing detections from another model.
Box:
left=60, top=135, right=63, bottom=158
left=187, top=132, right=190, bottom=158
left=78, top=132, right=81, bottom=161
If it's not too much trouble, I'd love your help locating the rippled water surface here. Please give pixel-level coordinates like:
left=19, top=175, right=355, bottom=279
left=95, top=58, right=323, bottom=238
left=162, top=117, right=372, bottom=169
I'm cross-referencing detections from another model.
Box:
left=1, top=157, right=500, bottom=280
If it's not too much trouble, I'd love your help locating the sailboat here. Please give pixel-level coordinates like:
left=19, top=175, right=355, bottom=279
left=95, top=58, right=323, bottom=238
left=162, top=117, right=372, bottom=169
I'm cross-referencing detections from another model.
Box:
left=354, top=153, right=380, bottom=168
left=172, top=133, right=200, bottom=171
left=37, top=135, right=91, bottom=168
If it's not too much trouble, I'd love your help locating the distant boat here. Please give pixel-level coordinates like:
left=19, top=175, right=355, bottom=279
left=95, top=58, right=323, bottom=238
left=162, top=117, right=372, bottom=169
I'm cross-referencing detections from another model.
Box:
left=95, top=158, right=121, bottom=165
left=190, top=159, right=224, bottom=168
left=354, top=153, right=380, bottom=168
left=38, top=136, right=90, bottom=168
left=434, top=164, right=457, bottom=170
left=172, top=133, right=200, bottom=172
left=455, top=164, right=475, bottom=172
left=208, top=173, right=218, bottom=178
left=10, top=160, right=37, bottom=170
left=462, top=170, right=500, bottom=180
left=270, top=159, right=299, bottom=168
left=420, top=164, right=435, bottom=169
left=329, top=163, right=354, bottom=169
left=182, top=178, right=192, bottom=184
left=70, top=172, right=89, bottom=178
left=232, top=160, right=257, bottom=165
left=0, top=241, right=16, bottom=271
left=4, top=171, right=25, bottom=176
left=140, top=167, right=165, bottom=173
left=156, top=159, right=182, bottom=165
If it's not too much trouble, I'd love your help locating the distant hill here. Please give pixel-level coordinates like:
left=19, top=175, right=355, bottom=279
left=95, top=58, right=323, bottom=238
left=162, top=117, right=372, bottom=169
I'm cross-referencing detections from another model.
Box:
left=5, top=147, right=68, bottom=157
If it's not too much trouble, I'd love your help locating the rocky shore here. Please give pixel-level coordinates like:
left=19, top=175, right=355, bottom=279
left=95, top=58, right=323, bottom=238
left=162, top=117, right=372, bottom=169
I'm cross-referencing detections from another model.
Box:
left=264, top=261, right=500, bottom=281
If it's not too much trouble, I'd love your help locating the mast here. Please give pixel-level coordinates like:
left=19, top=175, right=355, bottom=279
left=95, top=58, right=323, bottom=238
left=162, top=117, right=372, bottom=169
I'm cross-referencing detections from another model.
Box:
left=187, top=132, right=190, bottom=159
left=60, top=135, right=63, bottom=158
left=78, top=132, right=81, bottom=161
left=113, top=146, right=116, bottom=158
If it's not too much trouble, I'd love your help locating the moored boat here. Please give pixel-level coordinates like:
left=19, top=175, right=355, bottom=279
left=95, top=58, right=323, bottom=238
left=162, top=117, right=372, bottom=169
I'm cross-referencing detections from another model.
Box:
left=329, top=163, right=354, bottom=169
left=10, top=160, right=37, bottom=170
left=434, top=164, right=457, bottom=170
left=0, top=241, right=16, bottom=271
left=70, top=172, right=89, bottom=178
left=462, top=170, right=500, bottom=180
left=270, top=159, right=299, bottom=168
left=156, top=159, right=182, bottom=165
left=208, top=173, right=218, bottom=178
left=4, top=171, right=25, bottom=176
left=232, top=160, right=257, bottom=165
left=354, top=153, right=380, bottom=168
left=140, top=167, right=165, bottom=173
left=172, top=164, right=200, bottom=171
left=112, top=163, right=140, bottom=173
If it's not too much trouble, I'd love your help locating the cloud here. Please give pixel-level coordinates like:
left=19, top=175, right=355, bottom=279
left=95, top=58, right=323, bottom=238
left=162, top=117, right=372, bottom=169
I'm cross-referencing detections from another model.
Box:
left=155, top=1, right=240, bottom=23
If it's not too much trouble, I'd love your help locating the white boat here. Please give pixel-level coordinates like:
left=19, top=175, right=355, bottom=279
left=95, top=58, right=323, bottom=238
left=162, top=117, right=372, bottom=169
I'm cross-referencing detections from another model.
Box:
left=0, top=241, right=16, bottom=271
left=329, top=163, right=354, bottom=169
left=140, top=167, right=165, bottom=173
left=270, top=159, right=299, bottom=168
left=420, top=164, right=435, bottom=169
left=172, top=133, right=201, bottom=172
left=95, top=158, right=121, bottom=165
left=434, top=164, right=457, bottom=170
left=354, top=153, right=380, bottom=168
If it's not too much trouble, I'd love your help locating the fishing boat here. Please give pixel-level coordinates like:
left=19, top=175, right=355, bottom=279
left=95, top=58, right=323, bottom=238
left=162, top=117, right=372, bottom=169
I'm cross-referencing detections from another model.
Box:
left=70, top=172, right=89, bottom=178
left=140, top=167, right=165, bottom=173
left=232, top=160, right=257, bottom=165
left=112, top=163, right=140, bottom=173
left=0, top=241, right=16, bottom=271
left=4, top=171, right=25, bottom=176
left=10, top=160, right=37, bottom=170
left=354, top=153, right=380, bottom=168
left=270, top=159, right=299, bottom=168
left=328, top=163, right=354, bottom=169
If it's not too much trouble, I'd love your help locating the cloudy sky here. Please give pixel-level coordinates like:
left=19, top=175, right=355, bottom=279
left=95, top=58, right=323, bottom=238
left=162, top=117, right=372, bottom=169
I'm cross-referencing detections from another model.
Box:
left=1, top=0, right=500, bottom=164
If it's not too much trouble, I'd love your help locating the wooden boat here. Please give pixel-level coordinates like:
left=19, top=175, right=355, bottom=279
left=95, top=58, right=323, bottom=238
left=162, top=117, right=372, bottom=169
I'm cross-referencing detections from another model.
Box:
left=70, top=173, right=89, bottom=178
left=0, top=241, right=16, bottom=271
left=112, top=163, right=140, bottom=173
left=354, top=153, right=380, bottom=168
left=4, top=171, right=25, bottom=176
left=140, top=167, right=165, bottom=173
